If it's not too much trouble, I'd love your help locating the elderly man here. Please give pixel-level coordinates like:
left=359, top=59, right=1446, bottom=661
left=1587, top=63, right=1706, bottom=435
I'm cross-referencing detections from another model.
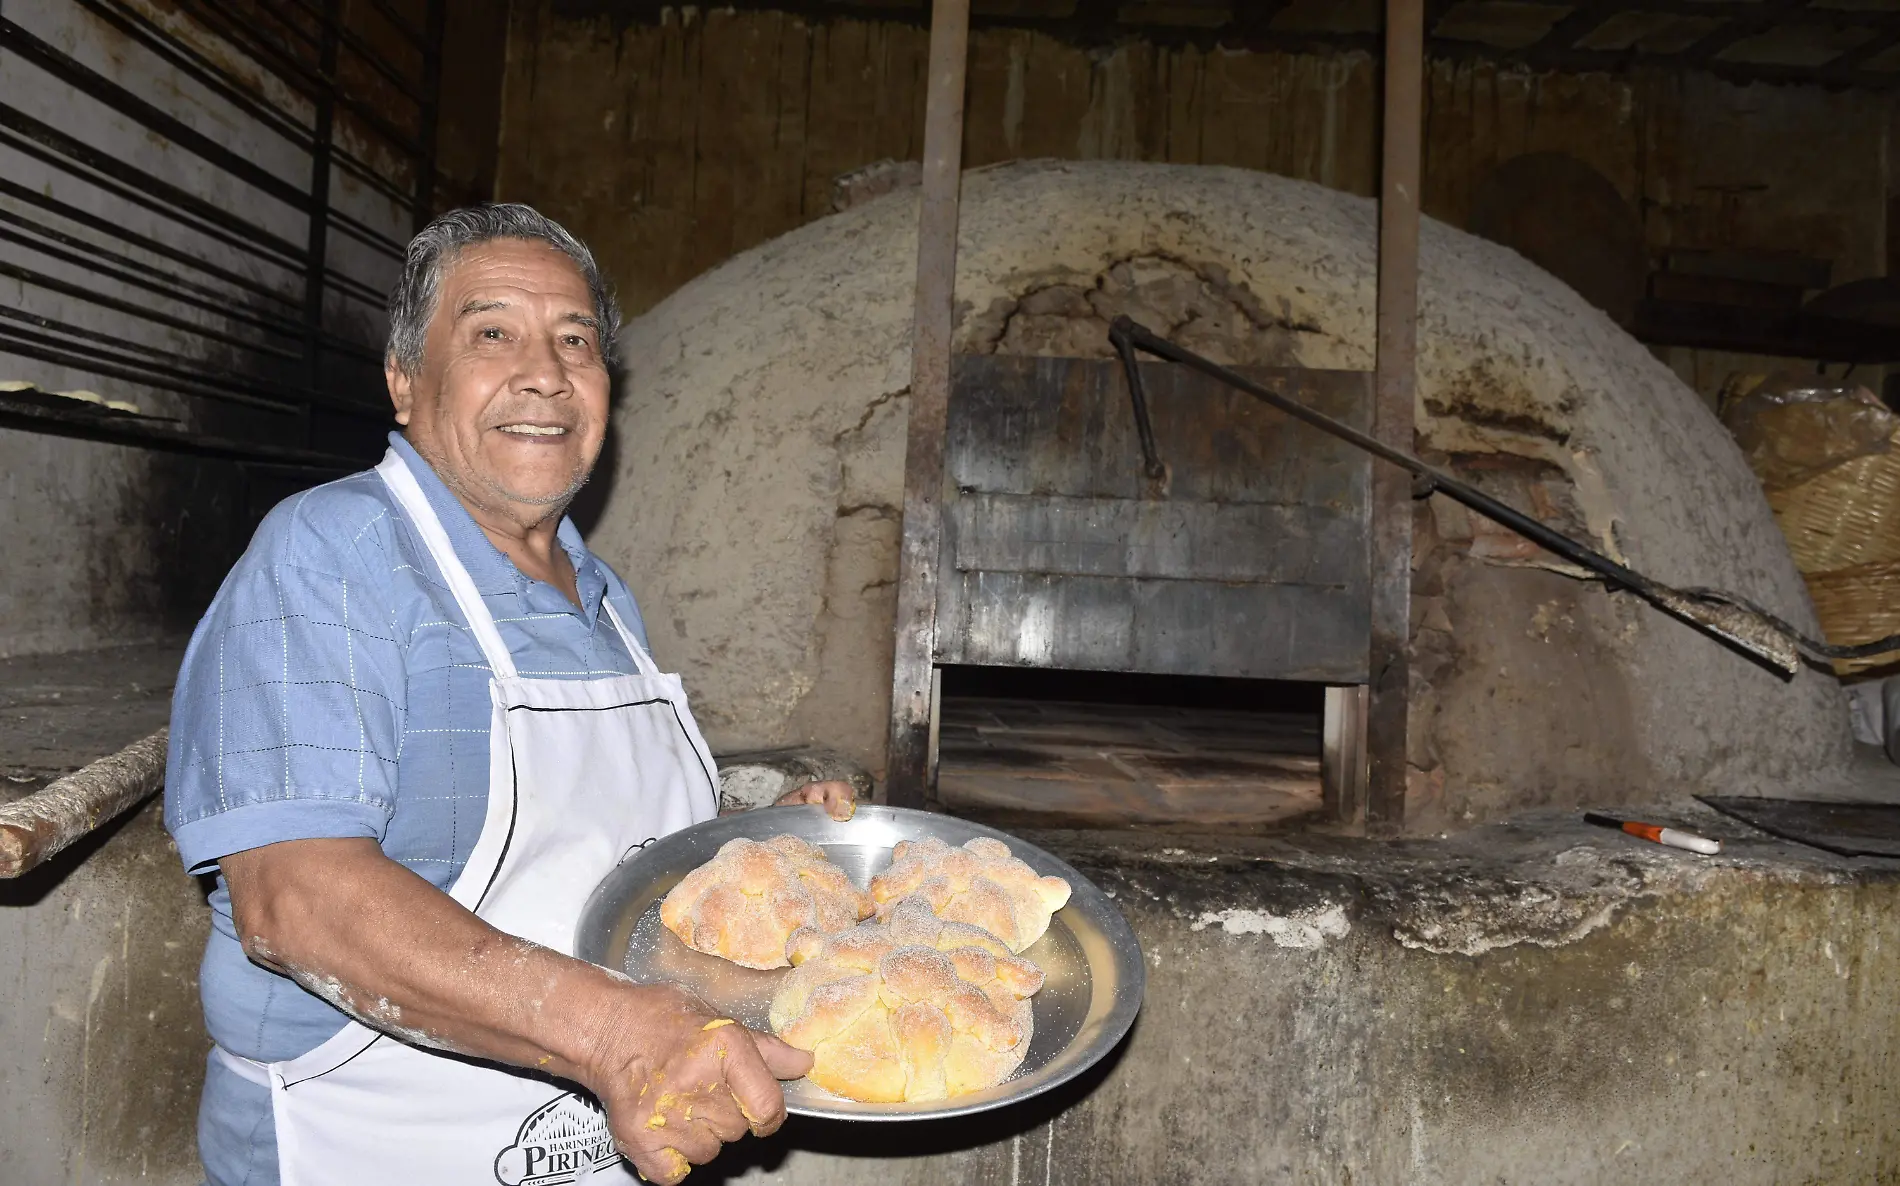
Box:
left=164, top=204, right=853, bottom=1186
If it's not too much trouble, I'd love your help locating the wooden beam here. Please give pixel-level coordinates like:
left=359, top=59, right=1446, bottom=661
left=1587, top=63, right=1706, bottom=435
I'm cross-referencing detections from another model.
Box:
left=1525, top=0, right=1620, bottom=59
left=1367, top=0, right=1423, bottom=830
left=1820, top=26, right=1900, bottom=82
left=885, top=0, right=971, bottom=809
left=1678, top=0, right=1813, bottom=68
left=1632, top=298, right=1900, bottom=365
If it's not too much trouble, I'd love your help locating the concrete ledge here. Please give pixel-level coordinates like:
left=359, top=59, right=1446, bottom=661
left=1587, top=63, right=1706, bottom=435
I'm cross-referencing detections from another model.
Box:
left=713, top=807, right=1900, bottom=1184
left=5, top=794, right=1894, bottom=1184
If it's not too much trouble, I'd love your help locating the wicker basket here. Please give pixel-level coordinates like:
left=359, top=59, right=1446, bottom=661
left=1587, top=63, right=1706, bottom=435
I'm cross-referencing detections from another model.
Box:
left=1768, top=447, right=1900, bottom=573
left=1805, top=558, right=1900, bottom=677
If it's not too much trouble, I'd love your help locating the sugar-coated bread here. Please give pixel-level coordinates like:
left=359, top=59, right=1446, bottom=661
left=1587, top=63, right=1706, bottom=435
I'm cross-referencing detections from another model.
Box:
left=869, top=836, right=1072, bottom=952
left=769, top=911, right=1046, bottom=1103
left=882, top=897, right=1047, bottom=1020
left=659, top=835, right=874, bottom=969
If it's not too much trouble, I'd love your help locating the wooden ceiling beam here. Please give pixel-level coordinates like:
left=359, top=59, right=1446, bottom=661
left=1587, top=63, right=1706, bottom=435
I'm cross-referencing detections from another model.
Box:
left=1677, top=0, right=1819, bottom=67
left=572, top=0, right=1900, bottom=90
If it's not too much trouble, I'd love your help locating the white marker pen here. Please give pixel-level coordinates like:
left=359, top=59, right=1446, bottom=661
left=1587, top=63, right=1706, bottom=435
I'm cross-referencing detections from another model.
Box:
left=1584, top=812, right=1722, bottom=855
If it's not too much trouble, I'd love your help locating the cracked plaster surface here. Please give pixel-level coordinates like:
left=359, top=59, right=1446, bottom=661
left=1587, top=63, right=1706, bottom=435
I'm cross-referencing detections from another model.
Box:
left=594, top=160, right=1846, bottom=817
left=1038, top=797, right=1890, bottom=957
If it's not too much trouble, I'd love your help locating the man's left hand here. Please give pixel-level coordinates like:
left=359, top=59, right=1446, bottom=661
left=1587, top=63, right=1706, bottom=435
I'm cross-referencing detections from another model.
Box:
left=771, top=780, right=856, bottom=821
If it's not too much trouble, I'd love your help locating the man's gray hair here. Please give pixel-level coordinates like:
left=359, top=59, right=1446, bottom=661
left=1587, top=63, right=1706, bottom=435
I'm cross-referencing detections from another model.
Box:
left=385, top=203, right=619, bottom=376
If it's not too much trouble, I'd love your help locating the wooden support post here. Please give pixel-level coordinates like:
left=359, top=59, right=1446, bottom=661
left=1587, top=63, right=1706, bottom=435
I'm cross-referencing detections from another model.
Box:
left=412, top=0, right=448, bottom=231
left=299, top=0, right=342, bottom=450
left=1322, top=685, right=1369, bottom=824
left=885, top=0, right=971, bottom=808
left=1367, top=0, right=1423, bottom=829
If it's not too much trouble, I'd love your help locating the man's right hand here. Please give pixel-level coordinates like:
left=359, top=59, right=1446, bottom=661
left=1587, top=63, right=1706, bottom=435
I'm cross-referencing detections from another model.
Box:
left=224, top=840, right=815, bottom=1185
left=584, top=983, right=813, bottom=1184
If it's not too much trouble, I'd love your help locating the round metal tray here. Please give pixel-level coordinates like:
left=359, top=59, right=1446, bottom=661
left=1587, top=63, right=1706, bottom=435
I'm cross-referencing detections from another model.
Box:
left=575, top=804, right=1144, bottom=1121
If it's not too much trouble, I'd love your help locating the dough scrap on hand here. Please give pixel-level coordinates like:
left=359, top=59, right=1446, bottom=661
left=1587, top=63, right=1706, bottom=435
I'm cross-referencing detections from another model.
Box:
left=660, top=835, right=874, bottom=969
left=769, top=906, right=1046, bottom=1103
left=869, top=836, right=1072, bottom=952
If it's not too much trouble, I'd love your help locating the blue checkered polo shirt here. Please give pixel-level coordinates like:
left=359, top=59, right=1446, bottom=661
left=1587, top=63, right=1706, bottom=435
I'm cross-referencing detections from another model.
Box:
left=164, top=431, right=656, bottom=1186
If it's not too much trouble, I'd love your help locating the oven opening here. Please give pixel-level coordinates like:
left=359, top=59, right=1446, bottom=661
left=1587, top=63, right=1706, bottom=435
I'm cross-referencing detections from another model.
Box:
left=932, top=665, right=1327, bottom=832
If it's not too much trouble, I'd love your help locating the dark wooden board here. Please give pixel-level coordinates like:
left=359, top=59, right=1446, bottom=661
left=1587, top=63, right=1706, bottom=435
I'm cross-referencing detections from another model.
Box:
left=1698, top=796, right=1900, bottom=859
left=949, top=494, right=1366, bottom=586
left=946, top=355, right=1370, bottom=505
left=939, top=355, right=1373, bottom=683
left=943, top=571, right=1369, bottom=682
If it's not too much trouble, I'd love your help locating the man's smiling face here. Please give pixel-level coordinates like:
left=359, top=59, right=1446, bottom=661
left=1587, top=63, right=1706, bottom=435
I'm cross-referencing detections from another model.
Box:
left=387, top=237, right=610, bottom=524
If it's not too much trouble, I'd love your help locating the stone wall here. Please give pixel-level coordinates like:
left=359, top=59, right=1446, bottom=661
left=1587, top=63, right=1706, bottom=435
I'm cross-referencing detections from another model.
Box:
left=0, top=802, right=210, bottom=1185
left=0, top=431, right=250, bottom=657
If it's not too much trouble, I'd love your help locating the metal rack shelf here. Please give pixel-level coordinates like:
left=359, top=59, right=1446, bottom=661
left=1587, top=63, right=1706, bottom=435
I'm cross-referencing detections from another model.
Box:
left=0, top=0, right=445, bottom=458
left=0, top=388, right=365, bottom=472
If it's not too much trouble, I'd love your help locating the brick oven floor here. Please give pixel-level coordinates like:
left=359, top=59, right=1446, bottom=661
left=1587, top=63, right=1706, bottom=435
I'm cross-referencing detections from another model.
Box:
left=934, top=697, right=1323, bottom=830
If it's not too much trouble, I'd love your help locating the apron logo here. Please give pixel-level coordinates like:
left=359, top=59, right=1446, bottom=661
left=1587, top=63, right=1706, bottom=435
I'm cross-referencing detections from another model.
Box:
left=493, top=1091, right=621, bottom=1185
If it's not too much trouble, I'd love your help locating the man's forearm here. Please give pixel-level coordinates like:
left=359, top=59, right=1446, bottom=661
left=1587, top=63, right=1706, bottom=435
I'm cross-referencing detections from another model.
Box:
left=222, top=837, right=630, bottom=1083
left=220, top=834, right=811, bottom=1184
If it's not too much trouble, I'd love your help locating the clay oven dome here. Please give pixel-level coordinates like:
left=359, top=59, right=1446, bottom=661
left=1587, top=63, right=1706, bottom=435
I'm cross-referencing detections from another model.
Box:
left=594, top=160, right=1847, bottom=829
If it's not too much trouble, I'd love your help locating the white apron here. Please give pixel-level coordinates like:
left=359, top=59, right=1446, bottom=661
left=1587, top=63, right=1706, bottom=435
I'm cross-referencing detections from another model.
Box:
left=215, top=448, right=718, bottom=1186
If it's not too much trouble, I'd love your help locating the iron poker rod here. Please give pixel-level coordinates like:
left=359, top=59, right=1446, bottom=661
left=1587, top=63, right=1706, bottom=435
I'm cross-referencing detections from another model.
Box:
left=1107, top=314, right=1899, bottom=678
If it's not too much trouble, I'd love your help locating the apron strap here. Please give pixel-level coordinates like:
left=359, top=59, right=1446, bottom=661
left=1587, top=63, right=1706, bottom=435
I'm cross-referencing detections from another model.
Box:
left=602, top=599, right=662, bottom=678
left=213, top=1044, right=276, bottom=1090
left=379, top=449, right=661, bottom=682
left=375, top=450, right=519, bottom=680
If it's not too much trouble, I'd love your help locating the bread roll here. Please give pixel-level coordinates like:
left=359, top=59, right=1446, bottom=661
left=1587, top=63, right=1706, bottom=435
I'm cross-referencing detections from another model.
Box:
left=869, top=836, right=1072, bottom=952
left=659, top=835, right=874, bottom=969
left=769, top=902, right=1046, bottom=1103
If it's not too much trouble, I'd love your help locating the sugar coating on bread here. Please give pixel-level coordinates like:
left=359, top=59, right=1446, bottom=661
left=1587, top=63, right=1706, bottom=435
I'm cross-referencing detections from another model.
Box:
left=869, top=836, right=1073, bottom=952
left=769, top=915, right=1045, bottom=1103
left=659, top=835, right=874, bottom=969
